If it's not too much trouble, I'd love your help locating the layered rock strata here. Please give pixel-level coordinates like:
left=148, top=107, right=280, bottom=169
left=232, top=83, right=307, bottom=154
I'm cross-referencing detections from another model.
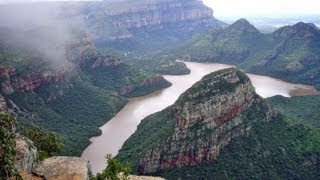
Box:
left=118, top=68, right=278, bottom=174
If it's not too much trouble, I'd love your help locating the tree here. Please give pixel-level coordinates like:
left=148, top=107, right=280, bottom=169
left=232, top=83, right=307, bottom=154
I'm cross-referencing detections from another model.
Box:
left=21, top=126, right=63, bottom=160
left=91, top=154, right=131, bottom=180
left=0, top=114, right=21, bottom=179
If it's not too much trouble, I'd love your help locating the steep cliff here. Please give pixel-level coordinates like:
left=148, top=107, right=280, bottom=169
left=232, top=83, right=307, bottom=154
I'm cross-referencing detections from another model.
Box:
left=83, top=0, right=220, bottom=39
left=139, top=68, right=278, bottom=173
left=0, top=0, right=223, bottom=75
left=82, top=0, right=224, bottom=74
left=117, top=68, right=278, bottom=173
left=104, top=0, right=214, bottom=29
left=0, top=29, right=170, bottom=156
left=117, top=68, right=320, bottom=179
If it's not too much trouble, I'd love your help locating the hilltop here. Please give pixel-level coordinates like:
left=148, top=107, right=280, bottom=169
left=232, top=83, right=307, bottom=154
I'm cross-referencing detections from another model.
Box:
left=117, top=68, right=320, bottom=178
left=176, top=19, right=320, bottom=89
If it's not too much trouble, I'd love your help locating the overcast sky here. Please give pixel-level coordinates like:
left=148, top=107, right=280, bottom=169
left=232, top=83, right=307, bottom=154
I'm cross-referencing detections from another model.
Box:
left=1, top=0, right=320, bottom=18
left=203, top=0, right=320, bottom=18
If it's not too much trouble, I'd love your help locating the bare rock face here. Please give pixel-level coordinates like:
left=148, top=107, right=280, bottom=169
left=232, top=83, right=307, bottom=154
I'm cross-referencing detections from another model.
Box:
left=107, top=0, right=214, bottom=29
left=136, top=68, right=278, bottom=173
left=0, top=36, right=119, bottom=95
left=14, top=135, right=38, bottom=174
left=0, top=94, right=7, bottom=112
left=33, top=156, right=92, bottom=180
left=13, top=134, right=93, bottom=180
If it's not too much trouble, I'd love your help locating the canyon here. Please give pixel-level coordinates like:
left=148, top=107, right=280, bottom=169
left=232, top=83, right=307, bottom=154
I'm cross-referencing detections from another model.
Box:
left=0, top=0, right=319, bottom=179
left=83, top=62, right=318, bottom=174
left=116, top=64, right=320, bottom=179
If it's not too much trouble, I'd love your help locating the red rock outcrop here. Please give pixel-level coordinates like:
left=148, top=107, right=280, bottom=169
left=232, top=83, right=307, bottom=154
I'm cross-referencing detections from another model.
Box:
left=0, top=36, right=109, bottom=94
left=137, top=68, right=277, bottom=173
left=0, top=64, right=73, bottom=94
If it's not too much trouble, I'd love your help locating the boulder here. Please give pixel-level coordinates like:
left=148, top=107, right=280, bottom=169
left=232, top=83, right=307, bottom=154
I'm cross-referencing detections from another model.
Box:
left=33, top=156, right=91, bottom=180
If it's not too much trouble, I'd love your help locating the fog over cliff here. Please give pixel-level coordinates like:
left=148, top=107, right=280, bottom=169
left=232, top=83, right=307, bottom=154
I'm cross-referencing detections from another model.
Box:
left=0, top=0, right=100, bottom=4
left=0, top=3, right=84, bottom=65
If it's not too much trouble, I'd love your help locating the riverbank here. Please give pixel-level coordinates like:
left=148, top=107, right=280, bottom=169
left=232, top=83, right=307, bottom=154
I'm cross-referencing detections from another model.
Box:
left=82, top=62, right=318, bottom=174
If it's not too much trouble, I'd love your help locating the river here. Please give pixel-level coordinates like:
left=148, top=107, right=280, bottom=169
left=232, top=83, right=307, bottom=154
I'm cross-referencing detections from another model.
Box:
left=81, top=62, right=318, bottom=174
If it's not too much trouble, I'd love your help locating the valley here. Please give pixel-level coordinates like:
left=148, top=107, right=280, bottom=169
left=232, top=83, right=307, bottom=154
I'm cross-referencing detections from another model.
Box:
left=0, top=0, right=319, bottom=179
left=82, top=61, right=318, bottom=174
left=116, top=66, right=320, bottom=179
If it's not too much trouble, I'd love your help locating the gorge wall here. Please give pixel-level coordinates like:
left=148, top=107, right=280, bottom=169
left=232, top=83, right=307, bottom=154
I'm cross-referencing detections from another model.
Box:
left=117, top=68, right=279, bottom=174
left=105, top=0, right=214, bottom=29
left=0, top=29, right=170, bottom=156
left=80, top=0, right=222, bottom=47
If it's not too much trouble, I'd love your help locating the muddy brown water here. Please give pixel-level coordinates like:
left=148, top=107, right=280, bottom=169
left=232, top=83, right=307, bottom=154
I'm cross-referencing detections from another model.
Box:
left=81, top=62, right=318, bottom=174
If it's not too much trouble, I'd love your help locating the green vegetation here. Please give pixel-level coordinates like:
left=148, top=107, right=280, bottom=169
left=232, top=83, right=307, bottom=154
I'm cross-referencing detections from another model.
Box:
left=117, top=93, right=283, bottom=176
left=94, top=17, right=216, bottom=75
left=117, top=108, right=176, bottom=169
left=155, top=116, right=320, bottom=179
left=117, top=68, right=320, bottom=178
left=84, top=63, right=171, bottom=97
left=175, top=68, right=249, bottom=105
left=0, top=50, right=52, bottom=75
left=8, top=79, right=127, bottom=156
left=92, top=154, right=131, bottom=180
left=0, top=51, right=170, bottom=156
left=268, top=95, right=320, bottom=128
left=174, top=19, right=320, bottom=89
left=21, top=126, right=63, bottom=160
left=0, top=114, right=21, bottom=179
left=174, top=19, right=272, bottom=64
left=0, top=27, right=173, bottom=156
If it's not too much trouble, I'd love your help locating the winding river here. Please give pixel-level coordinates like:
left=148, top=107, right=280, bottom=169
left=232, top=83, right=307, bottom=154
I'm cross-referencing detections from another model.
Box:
left=81, top=62, right=318, bottom=174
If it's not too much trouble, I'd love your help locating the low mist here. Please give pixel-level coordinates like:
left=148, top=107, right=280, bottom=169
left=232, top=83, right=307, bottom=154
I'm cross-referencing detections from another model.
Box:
left=0, top=2, right=86, bottom=65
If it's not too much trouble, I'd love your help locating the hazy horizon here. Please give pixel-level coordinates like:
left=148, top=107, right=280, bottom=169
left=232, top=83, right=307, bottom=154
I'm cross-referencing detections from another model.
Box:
left=203, top=0, right=320, bottom=18
left=0, top=0, right=320, bottom=19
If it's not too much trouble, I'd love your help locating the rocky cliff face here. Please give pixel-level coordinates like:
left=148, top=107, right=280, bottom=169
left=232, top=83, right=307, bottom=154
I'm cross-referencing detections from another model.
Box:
left=13, top=134, right=92, bottom=180
left=106, top=0, right=214, bottom=29
left=0, top=31, right=171, bottom=156
left=138, top=68, right=277, bottom=173
left=13, top=134, right=165, bottom=180
left=79, top=0, right=223, bottom=47
left=0, top=36, right=94, bottom=95
left=118, top=68, right=278, bottom=174
left=0, top=94, right=8, bottom=112
left=0, top=64, right=72, bottom=94
left=14, top=135, right=38, bottom=174
left=0, top=35, right=150, bottom=95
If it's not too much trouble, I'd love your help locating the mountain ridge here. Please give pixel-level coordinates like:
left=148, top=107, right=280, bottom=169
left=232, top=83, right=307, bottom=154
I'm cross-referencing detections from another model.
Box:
left=175, top=19, right=320, bottom=89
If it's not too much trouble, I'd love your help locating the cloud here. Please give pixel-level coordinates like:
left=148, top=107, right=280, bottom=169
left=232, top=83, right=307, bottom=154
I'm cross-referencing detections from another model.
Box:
left=0, top=0, right=100, bottom=4
left=0, top=3, right=85, bottom=65
left=203, top=0, right=320, bottom=17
